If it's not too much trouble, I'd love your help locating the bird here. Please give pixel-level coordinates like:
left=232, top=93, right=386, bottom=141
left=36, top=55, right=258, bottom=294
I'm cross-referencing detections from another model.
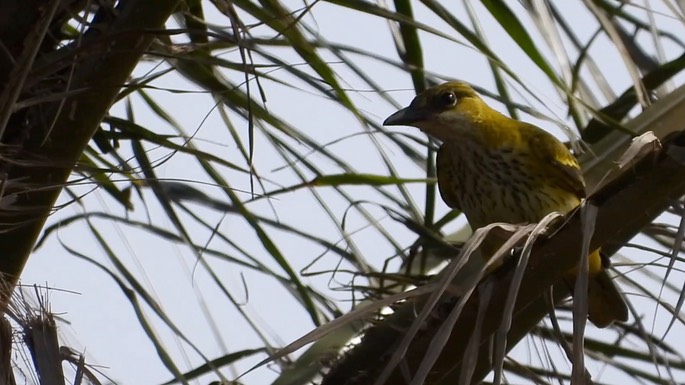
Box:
left=383, top=81, right=628, bottom=328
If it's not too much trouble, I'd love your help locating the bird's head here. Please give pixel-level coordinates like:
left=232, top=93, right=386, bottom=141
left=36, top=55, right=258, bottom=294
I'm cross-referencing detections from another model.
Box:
left=383, top=81, right=491, bottom=142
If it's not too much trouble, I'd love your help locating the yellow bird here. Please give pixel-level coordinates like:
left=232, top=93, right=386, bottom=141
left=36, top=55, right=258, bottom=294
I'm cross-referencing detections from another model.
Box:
left=384, top=81, right=628, bottom=328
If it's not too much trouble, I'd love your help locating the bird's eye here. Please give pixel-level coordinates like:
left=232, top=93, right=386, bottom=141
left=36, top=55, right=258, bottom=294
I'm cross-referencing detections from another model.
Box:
left=439, top=91, right=457, bottom=107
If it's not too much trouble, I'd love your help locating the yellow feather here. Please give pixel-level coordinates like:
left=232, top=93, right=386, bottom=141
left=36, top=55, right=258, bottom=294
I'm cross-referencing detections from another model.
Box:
left=384, top=81, right=628, bottom=327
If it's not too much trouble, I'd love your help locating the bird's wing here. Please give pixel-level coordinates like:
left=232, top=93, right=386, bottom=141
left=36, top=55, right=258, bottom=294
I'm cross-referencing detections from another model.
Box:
left=528, top=126, right=587, bottom=199
left=436, top=144, right=463, bottom=211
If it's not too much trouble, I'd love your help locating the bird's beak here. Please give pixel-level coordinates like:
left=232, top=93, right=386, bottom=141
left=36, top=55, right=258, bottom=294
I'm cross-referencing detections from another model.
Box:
left=383, top=106, right=425, bottom=126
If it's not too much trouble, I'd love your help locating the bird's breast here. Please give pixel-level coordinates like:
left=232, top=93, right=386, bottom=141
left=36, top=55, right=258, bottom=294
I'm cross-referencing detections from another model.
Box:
left=440, top=142, right=580, bottom=229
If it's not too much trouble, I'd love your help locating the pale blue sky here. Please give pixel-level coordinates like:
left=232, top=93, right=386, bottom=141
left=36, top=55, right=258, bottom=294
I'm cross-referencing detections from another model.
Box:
left=19, top=2, right=685, bottom=384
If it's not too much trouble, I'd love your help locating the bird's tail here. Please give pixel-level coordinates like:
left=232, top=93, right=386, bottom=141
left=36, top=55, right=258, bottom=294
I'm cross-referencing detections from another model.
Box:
left=587, top=269, right=629, bottom=328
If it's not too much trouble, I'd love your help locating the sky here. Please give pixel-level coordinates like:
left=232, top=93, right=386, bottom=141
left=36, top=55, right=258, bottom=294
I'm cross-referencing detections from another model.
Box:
left=17, top=1, right=685, bottom=384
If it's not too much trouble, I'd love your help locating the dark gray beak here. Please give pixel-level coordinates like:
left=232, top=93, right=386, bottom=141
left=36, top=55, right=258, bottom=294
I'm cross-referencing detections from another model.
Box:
left=383, top=106, right=425, bottom=126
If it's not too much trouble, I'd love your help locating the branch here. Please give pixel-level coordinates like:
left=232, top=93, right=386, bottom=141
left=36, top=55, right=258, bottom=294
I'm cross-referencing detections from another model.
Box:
left=0, top=0, right=180, bottom=303
left=321, top=130, right=685, bottom=385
